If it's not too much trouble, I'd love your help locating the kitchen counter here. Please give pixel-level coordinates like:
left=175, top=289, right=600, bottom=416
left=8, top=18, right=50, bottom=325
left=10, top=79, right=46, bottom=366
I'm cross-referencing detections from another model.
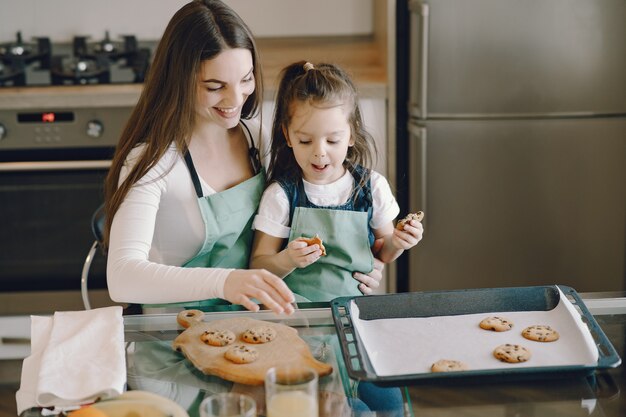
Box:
left=0, top=36, right=387, bottom=110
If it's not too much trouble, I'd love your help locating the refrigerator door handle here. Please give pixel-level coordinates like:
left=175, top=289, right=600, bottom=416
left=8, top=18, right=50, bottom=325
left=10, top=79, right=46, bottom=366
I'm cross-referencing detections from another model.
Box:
left=408, top=123, right=427, bottom=225
left=409, top=0, right=429, bottom=119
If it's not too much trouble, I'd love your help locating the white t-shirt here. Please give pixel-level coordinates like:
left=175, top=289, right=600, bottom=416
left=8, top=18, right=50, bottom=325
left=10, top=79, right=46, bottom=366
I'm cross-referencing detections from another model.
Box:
left=107, top=119, right=267, bottom=304
left=253, top=169, right=400, bottom=238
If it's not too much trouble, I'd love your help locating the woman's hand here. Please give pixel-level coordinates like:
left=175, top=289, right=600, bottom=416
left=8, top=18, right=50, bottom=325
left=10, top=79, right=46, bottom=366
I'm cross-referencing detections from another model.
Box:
left=353, top=238, right=385, bottom=295
left=224, top=269, right=295, bottom=314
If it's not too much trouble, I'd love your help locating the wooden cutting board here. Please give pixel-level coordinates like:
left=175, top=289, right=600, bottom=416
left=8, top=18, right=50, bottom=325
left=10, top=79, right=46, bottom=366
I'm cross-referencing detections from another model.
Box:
left=172, top=310, right=333, bottom=385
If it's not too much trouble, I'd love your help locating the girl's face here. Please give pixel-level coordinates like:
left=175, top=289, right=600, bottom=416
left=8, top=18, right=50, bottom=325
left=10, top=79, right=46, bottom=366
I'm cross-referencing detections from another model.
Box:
left=195, top=48, right=255, bottom=130
left=285, top=100, right=354, bottom=185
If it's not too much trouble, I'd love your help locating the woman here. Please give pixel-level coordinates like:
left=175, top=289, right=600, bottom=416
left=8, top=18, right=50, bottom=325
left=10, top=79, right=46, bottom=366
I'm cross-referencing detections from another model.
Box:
left=103, top=0, right=383, bottom=313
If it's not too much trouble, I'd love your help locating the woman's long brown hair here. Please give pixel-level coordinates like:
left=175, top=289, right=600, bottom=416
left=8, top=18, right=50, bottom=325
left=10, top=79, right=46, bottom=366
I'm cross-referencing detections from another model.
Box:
left=103, top=0, right=263, bottom=248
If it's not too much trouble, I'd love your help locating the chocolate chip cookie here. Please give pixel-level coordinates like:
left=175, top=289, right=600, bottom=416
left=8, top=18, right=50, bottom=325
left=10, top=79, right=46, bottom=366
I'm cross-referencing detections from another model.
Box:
left=200, top=329, right=236, bottom=347
left=479, top=316, right=514, bottom=332
left=522, top=325, right=560, bottom=342
left=241, top=326, right=277, bottom=344
left=493, top=344, right=531, bottom=363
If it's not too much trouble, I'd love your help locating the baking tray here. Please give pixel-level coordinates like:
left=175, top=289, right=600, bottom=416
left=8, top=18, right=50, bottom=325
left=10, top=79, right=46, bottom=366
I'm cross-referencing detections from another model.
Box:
left=330, top=285, right=621, bottom=385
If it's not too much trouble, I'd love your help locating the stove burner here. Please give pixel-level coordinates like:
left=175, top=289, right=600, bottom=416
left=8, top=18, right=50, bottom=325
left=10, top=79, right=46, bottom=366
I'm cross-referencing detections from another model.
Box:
left=0, top=31, right=151, bottom=87
left=50, top=55, right=110, bottom=85
left=0, top=31, right=51, bottom=70
left=74, top=31, right=136, bottom=60
left=73, top=32, right=150, bottom=82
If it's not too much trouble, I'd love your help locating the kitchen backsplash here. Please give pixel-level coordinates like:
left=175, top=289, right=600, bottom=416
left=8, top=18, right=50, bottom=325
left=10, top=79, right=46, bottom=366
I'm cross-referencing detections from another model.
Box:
left=0, top=0, right=373, bottom=41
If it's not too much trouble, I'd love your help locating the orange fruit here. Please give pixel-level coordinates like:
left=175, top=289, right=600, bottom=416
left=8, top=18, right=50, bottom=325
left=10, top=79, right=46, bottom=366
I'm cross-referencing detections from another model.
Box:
left=68, top=406, right=109, bottom=417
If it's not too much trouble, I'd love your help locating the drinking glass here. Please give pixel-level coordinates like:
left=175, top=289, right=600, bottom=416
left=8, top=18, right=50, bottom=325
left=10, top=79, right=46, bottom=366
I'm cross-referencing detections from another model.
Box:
left=265, top=365, right=318, bottom=417
left=199, top=392, right=256, bottom=417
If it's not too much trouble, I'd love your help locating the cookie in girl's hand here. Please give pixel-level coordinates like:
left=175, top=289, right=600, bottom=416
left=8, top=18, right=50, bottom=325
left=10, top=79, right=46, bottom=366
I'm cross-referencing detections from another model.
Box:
left=301, top=234, right=327, bottom=256
left=396, top=211, right=424, bottom=230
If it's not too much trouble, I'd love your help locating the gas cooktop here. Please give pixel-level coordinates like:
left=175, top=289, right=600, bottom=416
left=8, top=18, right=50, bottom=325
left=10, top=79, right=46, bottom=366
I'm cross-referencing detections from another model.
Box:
left=0, top=31, right=152, bottom=87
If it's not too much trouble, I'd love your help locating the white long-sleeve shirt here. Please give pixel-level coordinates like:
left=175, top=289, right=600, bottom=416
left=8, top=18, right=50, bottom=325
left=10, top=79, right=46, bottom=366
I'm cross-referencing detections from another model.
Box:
left=107, top=119, right=265, bottom=304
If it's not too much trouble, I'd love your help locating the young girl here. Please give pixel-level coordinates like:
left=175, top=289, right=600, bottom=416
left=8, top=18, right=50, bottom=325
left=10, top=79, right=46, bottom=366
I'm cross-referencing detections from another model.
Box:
left=251, top=61, right=424, bottom=302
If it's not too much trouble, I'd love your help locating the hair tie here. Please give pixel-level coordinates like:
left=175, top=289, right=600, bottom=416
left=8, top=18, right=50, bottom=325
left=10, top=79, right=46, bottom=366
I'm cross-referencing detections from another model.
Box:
left=303, top=62, right=315, bottom=72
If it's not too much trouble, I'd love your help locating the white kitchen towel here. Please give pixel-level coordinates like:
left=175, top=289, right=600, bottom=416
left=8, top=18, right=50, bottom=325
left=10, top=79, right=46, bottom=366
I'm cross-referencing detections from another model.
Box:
left=15, top=315, right=53, bottom=414
left=16, top=306, right=126, bottom=414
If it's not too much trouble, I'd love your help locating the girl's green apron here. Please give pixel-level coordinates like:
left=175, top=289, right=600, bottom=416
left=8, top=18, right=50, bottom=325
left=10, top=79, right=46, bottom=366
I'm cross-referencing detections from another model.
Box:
left=280, top=185, right=377, bottom=410
left=285, top=205, right=374, bottom=303
left=280, top=174, right=401, bottom=416
left=143, top=122, right=264, bottom=310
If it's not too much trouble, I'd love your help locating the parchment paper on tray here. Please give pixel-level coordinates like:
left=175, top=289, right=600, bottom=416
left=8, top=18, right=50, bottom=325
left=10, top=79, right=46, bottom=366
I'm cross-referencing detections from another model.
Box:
left=350, top=287, right=599, bottom=377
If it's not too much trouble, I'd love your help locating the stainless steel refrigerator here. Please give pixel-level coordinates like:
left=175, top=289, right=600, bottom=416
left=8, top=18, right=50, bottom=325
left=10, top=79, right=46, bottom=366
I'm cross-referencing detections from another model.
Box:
left=398, top=0, right=626, bottom=292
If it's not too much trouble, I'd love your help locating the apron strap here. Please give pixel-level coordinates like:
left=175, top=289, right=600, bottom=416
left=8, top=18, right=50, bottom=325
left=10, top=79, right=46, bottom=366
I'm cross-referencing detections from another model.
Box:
left=184, top=121, right=262, bottom=198
left=184, top=151, right=204, bottom=198
left=241, top=121, right=262, bottom=174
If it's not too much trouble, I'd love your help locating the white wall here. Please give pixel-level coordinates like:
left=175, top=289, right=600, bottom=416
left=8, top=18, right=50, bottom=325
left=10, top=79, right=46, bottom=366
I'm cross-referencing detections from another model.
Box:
left=0, top=0, right=373, bottom=42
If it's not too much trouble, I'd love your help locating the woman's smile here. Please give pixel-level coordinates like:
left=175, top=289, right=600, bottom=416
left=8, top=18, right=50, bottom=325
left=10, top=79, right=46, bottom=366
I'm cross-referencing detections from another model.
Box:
left=214, top=106, right=240, bottom=119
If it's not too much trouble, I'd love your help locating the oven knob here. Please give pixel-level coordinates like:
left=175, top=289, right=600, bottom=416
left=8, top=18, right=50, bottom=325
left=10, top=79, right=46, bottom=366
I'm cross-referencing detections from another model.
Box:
left=0, top=123, right=6, bottom=140
left=86, top=120, right=104, bottom=138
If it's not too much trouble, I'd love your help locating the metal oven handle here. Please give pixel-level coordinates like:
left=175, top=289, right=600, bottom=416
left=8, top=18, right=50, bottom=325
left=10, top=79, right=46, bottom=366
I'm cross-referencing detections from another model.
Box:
left=0, top=160, right=112, bottom=171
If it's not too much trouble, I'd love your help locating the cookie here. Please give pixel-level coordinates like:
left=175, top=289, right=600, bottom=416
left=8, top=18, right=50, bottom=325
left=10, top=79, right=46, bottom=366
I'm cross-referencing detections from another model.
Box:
left=200, top=329, right=236, bottom=347
left=224, top=345, right=259, bottom=364
left=479, top=316, right=514, bottom=332
left=241, top=326, right=277, bottom=344
left=522, top=325, right=560, bottom=342
left=301, top=234, right=326, bottom=256
left=493, top=344, right=531, bottom=363
left=431, top=359, right=469, bottom=372
left=176, top=309, right=204, bottom=329
left=396, top=211, right=424, bottom=230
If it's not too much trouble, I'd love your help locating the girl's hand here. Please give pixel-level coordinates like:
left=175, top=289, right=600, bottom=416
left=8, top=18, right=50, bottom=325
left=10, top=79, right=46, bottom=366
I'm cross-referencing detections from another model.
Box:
left=392, top=219, right=424, bottom=250
left=353, top=238, right=385, bottom=295
left=286, top=238, right=323, bottom=269
left=224, top=269, right=295, bottom=315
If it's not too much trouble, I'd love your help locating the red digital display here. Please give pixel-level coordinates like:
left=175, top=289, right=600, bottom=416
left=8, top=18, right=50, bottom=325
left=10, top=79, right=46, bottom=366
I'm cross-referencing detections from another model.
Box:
left=42, top=112, right=55, bottom=123
left=17, top=112, right=74, bottom=123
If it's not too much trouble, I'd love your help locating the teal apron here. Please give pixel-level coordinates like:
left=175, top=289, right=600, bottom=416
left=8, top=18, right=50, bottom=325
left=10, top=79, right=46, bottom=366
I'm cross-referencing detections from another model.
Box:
left=143, top=122, right=264, bottom=310
left=129, top=124, right=264, bottom=416
left=285, top=206, right=374, bottom=302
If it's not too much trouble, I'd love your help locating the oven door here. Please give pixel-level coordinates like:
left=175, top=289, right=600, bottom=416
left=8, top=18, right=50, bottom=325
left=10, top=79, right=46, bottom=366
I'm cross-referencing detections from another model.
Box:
left=0, top=157, right=110, bottom=291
